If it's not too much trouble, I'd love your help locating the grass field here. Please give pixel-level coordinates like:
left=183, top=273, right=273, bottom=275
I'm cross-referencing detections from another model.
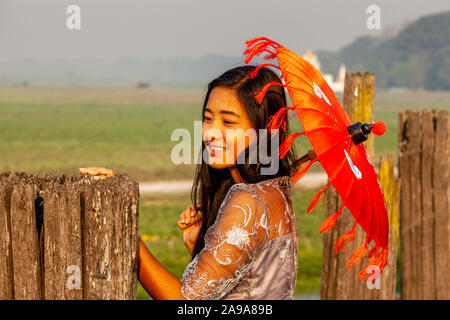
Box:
left=0, top=85, right=447, bottom=298
left=1, top=85, right=448, bottom=182
left=0, top=86, right=203, bottom=181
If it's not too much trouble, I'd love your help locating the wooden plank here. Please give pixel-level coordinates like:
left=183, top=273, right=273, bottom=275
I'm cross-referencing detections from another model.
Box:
left=399, top=110, right=422, bottom=299
left=322, top=185, right=346, bottom=299
left=409, top=110, right=423, bottom=299
left=376, top=155, right=400, bottom=299
left=110, top=177, right=139, bottom=299
left=65, top=182, right=84, bottom=299
left=110, top=187, right=128, bottom=299
left=129, top=180, right=139, bottom=298
left=10, top=183, right=42, bottom=299
left=328, top=191, right=341, bottom=299
left=320, top=184, right=336, bottom=299
left=324, top=73, right=357, bottom=300
left=334, top=205, right=356, bottom=300
left=42, top=180, right=83, bottom=300
left=348, top=73, right=375, bottom=298
left=82, top=184, right=114, bottom=299
left=357, top=73, right=382, bottom=297
left=419, top=110, right=436, bottom=299
left=81, top=175, right=139, bottom=300
left=398, top=110, right=449, bottom=299
left=322, top=72, right=388, bottom=299
left=399, top=110, right=413, bottom=299
left=432, top=110, right=450, bottom=299
left=0, top=175, right=14, bottom=299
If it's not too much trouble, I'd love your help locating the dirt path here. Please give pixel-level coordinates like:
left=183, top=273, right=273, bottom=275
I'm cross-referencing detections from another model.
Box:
left=138, top=172, right=329, bottom=195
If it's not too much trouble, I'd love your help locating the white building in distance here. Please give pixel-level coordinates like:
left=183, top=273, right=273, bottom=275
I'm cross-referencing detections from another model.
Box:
left=303, top=49, right=345, bottom=93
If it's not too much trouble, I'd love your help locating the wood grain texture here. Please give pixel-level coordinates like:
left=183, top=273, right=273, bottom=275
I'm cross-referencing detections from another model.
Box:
left=419, top=111, right=436, bottom=299
left=82, top=186, right=114, bottom=299
left=0, top=174, right=14, bottom=299
left=432, top=110, right=449, bottom=299
left=10, top=184, right=42, bottom=300
left=81, top=175, right=139, bottom=300
left=399, top=110, right=412, bottom=299
left=41, top=180, right=83, bottom=299
left=0, top=173, right=139, bottom=300
left=320, top=73, right=399, bottom=299
left=399, top=109, right=449, bottom=299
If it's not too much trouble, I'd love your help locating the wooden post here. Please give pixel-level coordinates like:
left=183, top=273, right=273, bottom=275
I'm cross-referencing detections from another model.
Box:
left=41, top=178, right=83, bottom=300
left=432, top=110, right=450, bottom=300
left=321, top=73, right=399, bottom=299
left=10, top=183, right=43, bottom=299
left=81, top=176, right=139, bottom=299
left=0, top=173, right=14, bottom=299
left=375, top=155, right=400, bottom=299
left=0, top=172, right=139, bottom=300
left=398, top=109, right=449, bottom=299
left=321, top=73, right=374, bottom=299
left=111, top=178, right=139, bottom=299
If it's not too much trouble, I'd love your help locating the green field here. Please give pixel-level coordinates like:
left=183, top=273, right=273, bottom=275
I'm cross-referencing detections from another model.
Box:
left=0, top=86, right=203, bottom=181
left=0, top=85, right=448, bottom=298
left=1, top=86, right=448, bottom=181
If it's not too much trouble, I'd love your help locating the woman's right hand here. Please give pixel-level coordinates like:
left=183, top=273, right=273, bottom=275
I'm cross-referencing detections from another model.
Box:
left=177, top=204, right=202, bottom=230
left=178, top=204, right=203, bottom=255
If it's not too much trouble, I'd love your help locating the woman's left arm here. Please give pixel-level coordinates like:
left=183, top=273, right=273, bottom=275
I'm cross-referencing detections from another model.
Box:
left=137, top=237, right=186, bottom=300
left=79, top=168, right=186, bottom=299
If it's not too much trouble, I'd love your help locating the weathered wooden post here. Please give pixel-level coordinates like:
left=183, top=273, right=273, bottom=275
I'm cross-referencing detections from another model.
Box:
left=0, top=174, right=14, bottom=299
left=320, top=73, right=399, bottom=299
left=0, top=172, right=139, bottom=300
left=398, top=109, right=449, bottom=299
left=0, top=173, right=43, bottom=300
left=41, top=177, right=83, bottom=299
left=78, top=175, right=139, bottom=299
left=376, top=155, right=400, bottom=299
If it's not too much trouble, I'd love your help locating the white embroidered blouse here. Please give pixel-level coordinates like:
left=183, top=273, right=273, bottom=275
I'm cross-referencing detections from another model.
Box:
left=180, top=175, right=298, bottom=300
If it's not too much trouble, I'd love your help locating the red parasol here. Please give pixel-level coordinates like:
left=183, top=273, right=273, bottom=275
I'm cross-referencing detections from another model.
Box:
left=243, top=37, right=389, bottom=281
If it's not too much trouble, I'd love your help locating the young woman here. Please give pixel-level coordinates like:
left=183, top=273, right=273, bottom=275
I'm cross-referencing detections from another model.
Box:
left=80, top=65, right=299, bottom=299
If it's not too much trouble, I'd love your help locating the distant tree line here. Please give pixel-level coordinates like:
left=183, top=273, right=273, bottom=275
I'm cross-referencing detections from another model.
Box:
left=318, top=11, right=450, bottom=91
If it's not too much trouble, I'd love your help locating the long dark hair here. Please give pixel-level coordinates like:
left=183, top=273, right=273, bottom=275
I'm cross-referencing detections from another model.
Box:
left=191, top=65, right=297, bottom=259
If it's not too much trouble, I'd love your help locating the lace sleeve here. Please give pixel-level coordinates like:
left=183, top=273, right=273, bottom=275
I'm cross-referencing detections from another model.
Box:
left=180, top=183, right=268, bottom=300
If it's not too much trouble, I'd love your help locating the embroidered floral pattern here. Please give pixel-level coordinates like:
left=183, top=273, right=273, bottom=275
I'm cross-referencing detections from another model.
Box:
left=225, top=225, right=251, bottom=250
left=181, top=175, right=298, bottom=300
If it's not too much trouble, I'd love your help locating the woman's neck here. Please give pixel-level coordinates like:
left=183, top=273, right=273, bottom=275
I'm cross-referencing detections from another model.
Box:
left=229, top=167, right=246, bottom=184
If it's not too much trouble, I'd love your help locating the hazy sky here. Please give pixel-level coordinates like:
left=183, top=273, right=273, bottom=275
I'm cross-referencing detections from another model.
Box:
left=0, top=0, right=448, bottom=62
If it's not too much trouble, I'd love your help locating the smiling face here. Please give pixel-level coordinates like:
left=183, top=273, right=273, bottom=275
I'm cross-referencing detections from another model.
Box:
left=202, top=86, right=256, bottom=169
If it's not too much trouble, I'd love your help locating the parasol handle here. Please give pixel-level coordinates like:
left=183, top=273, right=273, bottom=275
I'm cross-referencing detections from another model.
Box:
left=290, top=149, right=316, bottom=170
